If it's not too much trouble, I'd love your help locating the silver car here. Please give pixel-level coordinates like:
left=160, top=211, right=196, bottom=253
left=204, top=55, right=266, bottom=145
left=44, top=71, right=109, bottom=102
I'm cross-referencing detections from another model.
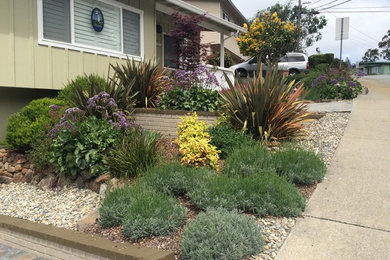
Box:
left=230, top=52, right=310, bottom=77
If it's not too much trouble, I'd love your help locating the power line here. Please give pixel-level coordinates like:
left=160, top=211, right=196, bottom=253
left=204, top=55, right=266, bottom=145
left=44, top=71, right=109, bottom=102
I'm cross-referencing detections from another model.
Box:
left=315, top=0, right=341, bottom=9
left=330, top=6, right=390, bottom=9
left=306, top=0, right=323, bottom=7
left=317, top=0, right=352, bottom=11
left=321, top=10, right=390, bottom=13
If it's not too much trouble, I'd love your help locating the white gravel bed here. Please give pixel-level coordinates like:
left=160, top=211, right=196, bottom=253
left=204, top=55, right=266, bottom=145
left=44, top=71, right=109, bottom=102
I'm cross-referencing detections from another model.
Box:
left=0, top=182, right=101, bottom=230
left=298, top=112, right=350, bottom=166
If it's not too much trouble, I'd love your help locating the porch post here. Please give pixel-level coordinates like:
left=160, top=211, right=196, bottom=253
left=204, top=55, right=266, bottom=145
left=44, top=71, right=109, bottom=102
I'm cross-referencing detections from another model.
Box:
left=220, top=33, right=225, bottom=68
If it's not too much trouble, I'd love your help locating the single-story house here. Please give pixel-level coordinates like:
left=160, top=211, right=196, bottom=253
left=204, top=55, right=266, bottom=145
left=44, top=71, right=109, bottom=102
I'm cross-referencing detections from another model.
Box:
left=0, top=0, right=246, bottom=140
left=358, top=61, right=390, bottom=75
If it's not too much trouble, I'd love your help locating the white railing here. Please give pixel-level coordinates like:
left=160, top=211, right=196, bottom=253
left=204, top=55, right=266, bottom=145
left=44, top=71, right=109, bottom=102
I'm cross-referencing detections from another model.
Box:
left=205, top=64, right=235, bottom=90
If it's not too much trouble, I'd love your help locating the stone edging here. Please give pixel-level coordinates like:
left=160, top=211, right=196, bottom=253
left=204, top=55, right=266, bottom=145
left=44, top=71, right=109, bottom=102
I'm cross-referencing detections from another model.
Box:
left=0, top=215, right=174, bottom=260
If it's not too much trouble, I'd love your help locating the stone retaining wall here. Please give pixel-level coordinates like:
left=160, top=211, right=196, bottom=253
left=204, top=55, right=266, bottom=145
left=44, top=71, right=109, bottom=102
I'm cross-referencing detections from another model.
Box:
left=133, top=109, right=219, bottom=137
left=0, top=149, right=35, bottom=184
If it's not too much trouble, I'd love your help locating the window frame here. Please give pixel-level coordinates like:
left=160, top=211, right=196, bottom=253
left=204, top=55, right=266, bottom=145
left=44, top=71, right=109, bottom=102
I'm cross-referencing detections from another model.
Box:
left=37, top=0, right=144, bottom=60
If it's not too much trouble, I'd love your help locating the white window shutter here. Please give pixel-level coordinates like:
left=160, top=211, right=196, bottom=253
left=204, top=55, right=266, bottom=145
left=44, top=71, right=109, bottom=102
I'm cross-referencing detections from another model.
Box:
left=42, top=0, right=71, bottom=43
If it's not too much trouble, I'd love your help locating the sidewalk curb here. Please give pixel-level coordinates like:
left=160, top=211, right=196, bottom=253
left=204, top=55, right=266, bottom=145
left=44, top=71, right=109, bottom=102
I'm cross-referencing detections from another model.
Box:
left=0, top=215, right=175, bottom=260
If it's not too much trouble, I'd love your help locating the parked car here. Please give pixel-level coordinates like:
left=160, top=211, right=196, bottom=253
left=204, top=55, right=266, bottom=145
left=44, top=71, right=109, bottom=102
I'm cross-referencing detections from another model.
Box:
left=230, top=52, right=309, bottom=77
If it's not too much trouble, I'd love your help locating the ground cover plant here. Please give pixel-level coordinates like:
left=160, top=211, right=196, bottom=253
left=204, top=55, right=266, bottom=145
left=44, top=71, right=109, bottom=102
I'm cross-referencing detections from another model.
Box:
left=5, top=98, right=65, bottom=151
left=271, top=146, right=326, bottom=184
left=224, top=143, right=273, bottom=177
left=188, top=172, right=305, bottom=217
left=180, top=208, right=264, bottom=260
left=99, top=184, right=186, bottom=241
left=140, top=163, right=215, bottom=197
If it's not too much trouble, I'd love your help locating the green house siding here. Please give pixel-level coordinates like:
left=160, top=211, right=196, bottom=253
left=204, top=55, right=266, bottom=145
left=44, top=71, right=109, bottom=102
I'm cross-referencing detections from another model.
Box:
left=0, top=0, right=156, bottom=90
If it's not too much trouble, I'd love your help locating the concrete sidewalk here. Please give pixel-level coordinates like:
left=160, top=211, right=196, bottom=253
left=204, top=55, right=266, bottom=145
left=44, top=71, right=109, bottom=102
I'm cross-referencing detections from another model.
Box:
left=276, top=77, right=390, bottom=260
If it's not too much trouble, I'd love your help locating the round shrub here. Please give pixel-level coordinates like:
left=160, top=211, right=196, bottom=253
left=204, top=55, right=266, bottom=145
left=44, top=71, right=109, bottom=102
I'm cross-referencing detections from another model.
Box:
left=180, top=208, right=264, bottom=260
left=207, top=124, right=254, bottom=159
left=272, top=147, right=326, bottom=185
left=224, top=143, right=273, bottom=177
left=57, top=74, right=108, bottom=106
left=188, top=172, right=305, bottom=217
left=5, top=98, right=65, bottom=151
left=122, top=189, right=186, bottom=241
left=141, top=163, right=215, bottom=197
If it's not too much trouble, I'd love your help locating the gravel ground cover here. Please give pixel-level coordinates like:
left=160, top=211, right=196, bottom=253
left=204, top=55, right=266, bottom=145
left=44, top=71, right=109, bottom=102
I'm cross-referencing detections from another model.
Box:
left=0, top=183, right=101, bottom=230
left=0, top=112, right=350, bottom=259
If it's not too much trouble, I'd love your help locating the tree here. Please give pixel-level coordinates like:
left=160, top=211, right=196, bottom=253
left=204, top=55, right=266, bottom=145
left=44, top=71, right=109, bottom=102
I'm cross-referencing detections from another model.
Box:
left=255, top=3, right=327, bottom=50
left=378, top=30, right=390, bottom=60
left=362, top=48, right=380, bottom=62
left=236, top=11, right=297, bottom=62
left=169, top=12, right=208, bottom=71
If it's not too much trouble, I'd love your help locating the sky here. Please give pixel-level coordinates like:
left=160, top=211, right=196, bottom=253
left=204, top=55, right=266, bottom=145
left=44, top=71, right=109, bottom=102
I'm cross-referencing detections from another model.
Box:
left=230, top=0, right=390, bottom=64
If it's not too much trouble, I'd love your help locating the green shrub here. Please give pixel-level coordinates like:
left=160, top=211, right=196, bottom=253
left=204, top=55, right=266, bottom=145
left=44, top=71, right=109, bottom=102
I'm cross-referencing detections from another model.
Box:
left=58, top=74, right=108, bottom=103
left=272, top=147, right=326, bottom=184
left=104, top=128, right=161, bottom=178
left=188, top=172, right=305, bottom=217
left=5, top=98, right=65, bottom=151
left=141, top=163, right=215, bottom=197
left=158, top=86, right=223, bottom=112
left=99, top=185, right=139, bottom=228
left=207, top=124, right=254, bottom=159
left=28, top=136, right=53, bottom=170
left=180, top=208, right=264, bottom=260
left=309, top=53, right=334, bottom=68
left=122, top=189, right=186, bottom=241
left=177, top=112, right=220, bottom=170
left=224, top=143, right=272, bottom=177
left=58, top=74, right=136, bottom=112
left=221, top=64, right=310, bottom=142
left=49, top=116, right=119, bottom=176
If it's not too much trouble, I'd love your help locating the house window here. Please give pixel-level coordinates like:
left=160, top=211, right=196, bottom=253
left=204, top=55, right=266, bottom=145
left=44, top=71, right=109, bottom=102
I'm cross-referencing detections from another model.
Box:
left=222, top=11, right=230, bottom=21
left=38, top=0, right=143, bottom=58
left=163, top=34, right=179, bottom=68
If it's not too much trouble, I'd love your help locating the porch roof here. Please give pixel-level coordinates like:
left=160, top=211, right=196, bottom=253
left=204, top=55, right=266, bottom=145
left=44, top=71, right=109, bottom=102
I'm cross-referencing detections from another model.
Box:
left=156, top=0, right=247, bottom=36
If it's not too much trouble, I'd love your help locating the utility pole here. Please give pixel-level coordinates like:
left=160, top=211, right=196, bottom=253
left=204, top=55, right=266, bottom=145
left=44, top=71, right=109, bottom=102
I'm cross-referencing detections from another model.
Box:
left=339, top=17, right=344, bottom=68
left=297, top=0, right=302, bottom=51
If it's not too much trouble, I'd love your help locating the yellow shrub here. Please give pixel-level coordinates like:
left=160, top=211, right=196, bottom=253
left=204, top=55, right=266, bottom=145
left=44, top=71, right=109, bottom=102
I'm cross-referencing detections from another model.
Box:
left=177, top=112, right=220, bottom=170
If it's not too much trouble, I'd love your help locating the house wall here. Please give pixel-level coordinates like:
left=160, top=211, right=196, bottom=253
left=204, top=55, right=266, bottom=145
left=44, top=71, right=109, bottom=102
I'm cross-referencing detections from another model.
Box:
left=184, top=0, right=246, bottom=62
left=0, top=0, right=156, bottom=91
left=0, top=0, right=156, bottom=140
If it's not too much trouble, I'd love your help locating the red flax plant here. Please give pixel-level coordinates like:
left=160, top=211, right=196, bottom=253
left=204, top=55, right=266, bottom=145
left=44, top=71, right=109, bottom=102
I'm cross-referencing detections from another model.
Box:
left=220, top=63, right=312, bottom=144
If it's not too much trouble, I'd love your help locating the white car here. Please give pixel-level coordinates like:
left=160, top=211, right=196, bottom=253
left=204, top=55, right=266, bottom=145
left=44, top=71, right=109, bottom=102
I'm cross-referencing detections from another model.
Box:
left=230, top=52, right=310, bottom=77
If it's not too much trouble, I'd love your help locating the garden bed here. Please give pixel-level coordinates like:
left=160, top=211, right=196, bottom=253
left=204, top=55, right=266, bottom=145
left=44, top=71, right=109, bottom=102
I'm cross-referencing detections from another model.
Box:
left=0, top=112, right=350, bottom=260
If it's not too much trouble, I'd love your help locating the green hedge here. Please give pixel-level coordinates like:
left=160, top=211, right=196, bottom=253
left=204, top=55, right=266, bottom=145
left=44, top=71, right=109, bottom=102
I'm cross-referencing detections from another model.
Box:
left=309, top=53, right=334, bottom=69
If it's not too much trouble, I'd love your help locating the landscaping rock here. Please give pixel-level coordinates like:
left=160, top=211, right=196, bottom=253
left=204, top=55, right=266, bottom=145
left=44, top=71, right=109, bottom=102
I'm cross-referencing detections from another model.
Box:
left=75, top=176, right=85, bottom=189
left=99, top=183, right=107, bottom=196
left=57, top=174, right=74, bottom=188
left=13, top=173, right=26, bottom=183
left=80, top=170, right=92, bottom=181
left=95, top=172, right=111, bottom=183
left=15, top=164, right=22, bottom=172
left=0, top=176, right=12, bottom=184
left=77, top=209, right=100, bottom=232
